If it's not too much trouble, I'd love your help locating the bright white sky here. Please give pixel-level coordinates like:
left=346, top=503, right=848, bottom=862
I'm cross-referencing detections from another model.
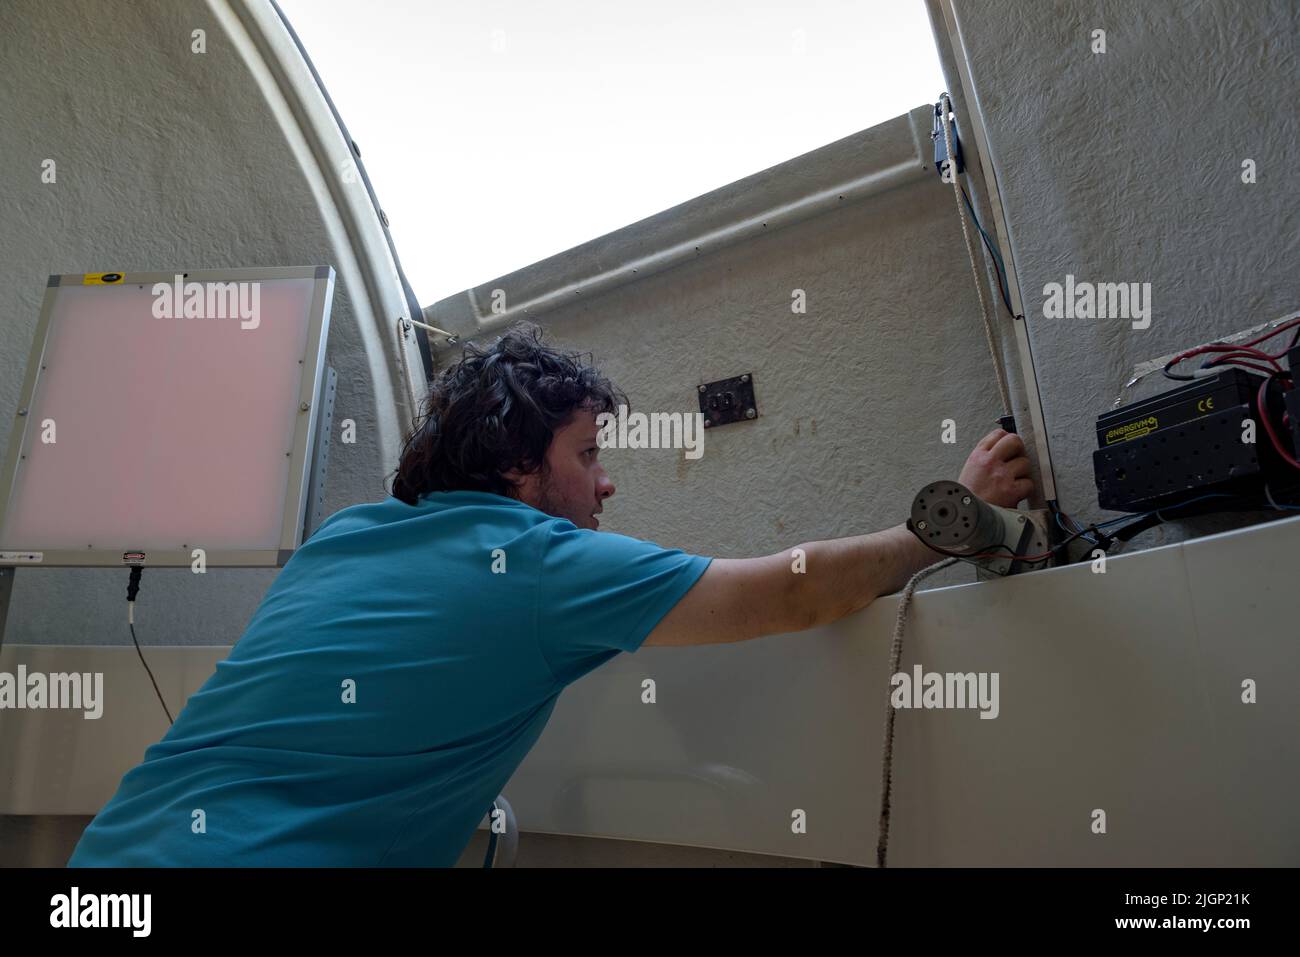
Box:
left=277, top=0, right=944, bottom=305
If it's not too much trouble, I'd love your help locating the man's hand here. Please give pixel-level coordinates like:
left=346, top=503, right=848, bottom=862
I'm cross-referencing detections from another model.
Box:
left=958, top=428, right=1034, bottom=508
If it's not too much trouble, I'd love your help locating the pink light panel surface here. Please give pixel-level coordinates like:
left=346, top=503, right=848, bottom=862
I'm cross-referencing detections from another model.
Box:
left=1, top=279, right=317, bottom=553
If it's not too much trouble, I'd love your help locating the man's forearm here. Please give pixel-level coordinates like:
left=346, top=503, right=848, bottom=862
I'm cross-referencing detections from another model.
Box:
left=788, top=524, right=944, bottom=630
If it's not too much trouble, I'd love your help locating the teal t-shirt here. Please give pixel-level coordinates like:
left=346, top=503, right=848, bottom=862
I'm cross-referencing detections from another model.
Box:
left=68, top=490, right=711, bottom=867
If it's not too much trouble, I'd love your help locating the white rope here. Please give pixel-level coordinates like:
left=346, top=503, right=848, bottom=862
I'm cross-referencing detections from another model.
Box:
left=941, top=93, right=1013, bottom=417
left=407, top=316, right=459, bottom=339
left=876, top=557, right=958, bottom=867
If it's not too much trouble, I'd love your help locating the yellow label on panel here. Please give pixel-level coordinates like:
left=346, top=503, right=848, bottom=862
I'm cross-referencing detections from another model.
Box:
left=83, top=272, right=124, bottom=285
left=1104, top=415, right=1159, bottom=444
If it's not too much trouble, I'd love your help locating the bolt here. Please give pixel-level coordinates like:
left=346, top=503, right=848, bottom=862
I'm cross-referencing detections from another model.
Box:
left=917, top=520, right=928, bottom=531
left=299, top=402, right=310, bottom=412
left=745, top=408, right=756, bottom=419
left=961, top=495, right=972, bottom=505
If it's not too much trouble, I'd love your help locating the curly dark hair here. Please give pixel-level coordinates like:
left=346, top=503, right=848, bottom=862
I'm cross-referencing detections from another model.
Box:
left=391, top=322, right=629, bottom=504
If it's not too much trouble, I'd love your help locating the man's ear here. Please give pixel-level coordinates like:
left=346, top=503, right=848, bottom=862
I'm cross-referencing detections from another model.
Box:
left=501, top=464, right=537, bottom=501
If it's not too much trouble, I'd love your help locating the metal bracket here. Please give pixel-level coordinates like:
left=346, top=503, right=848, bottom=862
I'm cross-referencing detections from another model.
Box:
left=302, top=366, right=338, bottom=544
left=698, top=374, right=758, bottom=429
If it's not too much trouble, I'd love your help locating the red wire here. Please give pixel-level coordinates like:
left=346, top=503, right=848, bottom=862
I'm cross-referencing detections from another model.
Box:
left=1173, top=343, right=1281, bottom=373
left=1240, top=317, right=1300, bottom=350
left=965, top=551, right=1054, bottom=562
left=1256, top=376, right=1300, bottom=470
left=1204, top=356, right=1279, bottom=376
left=1166, top=318, right=1300, bottom=377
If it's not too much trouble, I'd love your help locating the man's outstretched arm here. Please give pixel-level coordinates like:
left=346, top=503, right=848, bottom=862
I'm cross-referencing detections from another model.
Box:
left=644, top=429, right=1034, bottom=647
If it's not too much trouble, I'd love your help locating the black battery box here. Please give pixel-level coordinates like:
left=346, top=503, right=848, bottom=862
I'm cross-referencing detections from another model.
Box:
left=1093, top=369, right=1267, bottom=511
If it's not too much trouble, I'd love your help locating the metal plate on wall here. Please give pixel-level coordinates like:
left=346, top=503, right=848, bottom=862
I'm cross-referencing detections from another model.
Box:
left=698, top=374, right=757, bottom=428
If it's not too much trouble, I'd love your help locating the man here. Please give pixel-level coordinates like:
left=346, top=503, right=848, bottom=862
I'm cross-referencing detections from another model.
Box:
left=69, top=323, right=1032, bottom=866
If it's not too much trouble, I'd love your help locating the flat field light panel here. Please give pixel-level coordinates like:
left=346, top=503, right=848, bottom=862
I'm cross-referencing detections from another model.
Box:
left=0, top=266, right=334, bottom=568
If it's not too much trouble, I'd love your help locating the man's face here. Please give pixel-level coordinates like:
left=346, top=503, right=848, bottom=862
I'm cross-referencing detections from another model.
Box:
left=507, top=408, right=615, bottom=530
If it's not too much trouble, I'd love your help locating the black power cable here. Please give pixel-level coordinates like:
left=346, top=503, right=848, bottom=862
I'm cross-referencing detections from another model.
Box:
left=126, top=567, right=174, bottom=725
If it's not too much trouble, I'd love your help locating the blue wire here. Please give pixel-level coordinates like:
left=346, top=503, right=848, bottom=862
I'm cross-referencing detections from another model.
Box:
left=1096, top=513, right=1143, bottom=528
left=1048, top=487, right=1300, bottom=560
left=961, top=187, right=1007, bottom=275
left=1152, top=491, right=1238, bottom=521
left=960, top=186, right=1013, bottom=315
left=1070, top=491, right=1243, bottom=536
left=1054, top=508, right=1098, bottom=543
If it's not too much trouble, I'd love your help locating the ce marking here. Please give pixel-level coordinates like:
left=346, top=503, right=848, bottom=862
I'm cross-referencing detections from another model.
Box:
left=1197, top=397, right=1216, bottom=413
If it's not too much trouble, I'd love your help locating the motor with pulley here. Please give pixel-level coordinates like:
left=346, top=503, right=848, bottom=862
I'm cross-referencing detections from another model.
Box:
left=906, top=480, right=1054, bottom=577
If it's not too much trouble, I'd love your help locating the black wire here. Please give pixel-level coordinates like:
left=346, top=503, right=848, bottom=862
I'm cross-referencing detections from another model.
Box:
left=1167, top=339, right=1288, bottom=382
left=1039, top=522, right=1107, bottom=556
left=1162, top=358, right=1196, bottom=382
left=922, top=539, right=1053, bottom=565
left=959, top=185, right=1017, bottom=318
left=920, top=501, right=1185, bottom=569
left=126, top=568, right=174, bottom=725
left=129, top=622, right=174, bottom=725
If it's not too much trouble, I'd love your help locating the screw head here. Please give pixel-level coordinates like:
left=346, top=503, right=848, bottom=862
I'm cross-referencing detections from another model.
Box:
left=17, top=408, right=27, bottom=416
left=698, top=385, right=707, bottom=393
left=740, top=374, right=749, bottom=383
left=917, top=520, right=928, bottom=530
left=703, top=419, right=711, bottom=427
left=299, top=401, right=310, bottom=412
left=745, top=408, right=756, bottom=419
left=961, top=495, right=972, bottom=505
left=1018, top=515, right=1026, bottom=523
